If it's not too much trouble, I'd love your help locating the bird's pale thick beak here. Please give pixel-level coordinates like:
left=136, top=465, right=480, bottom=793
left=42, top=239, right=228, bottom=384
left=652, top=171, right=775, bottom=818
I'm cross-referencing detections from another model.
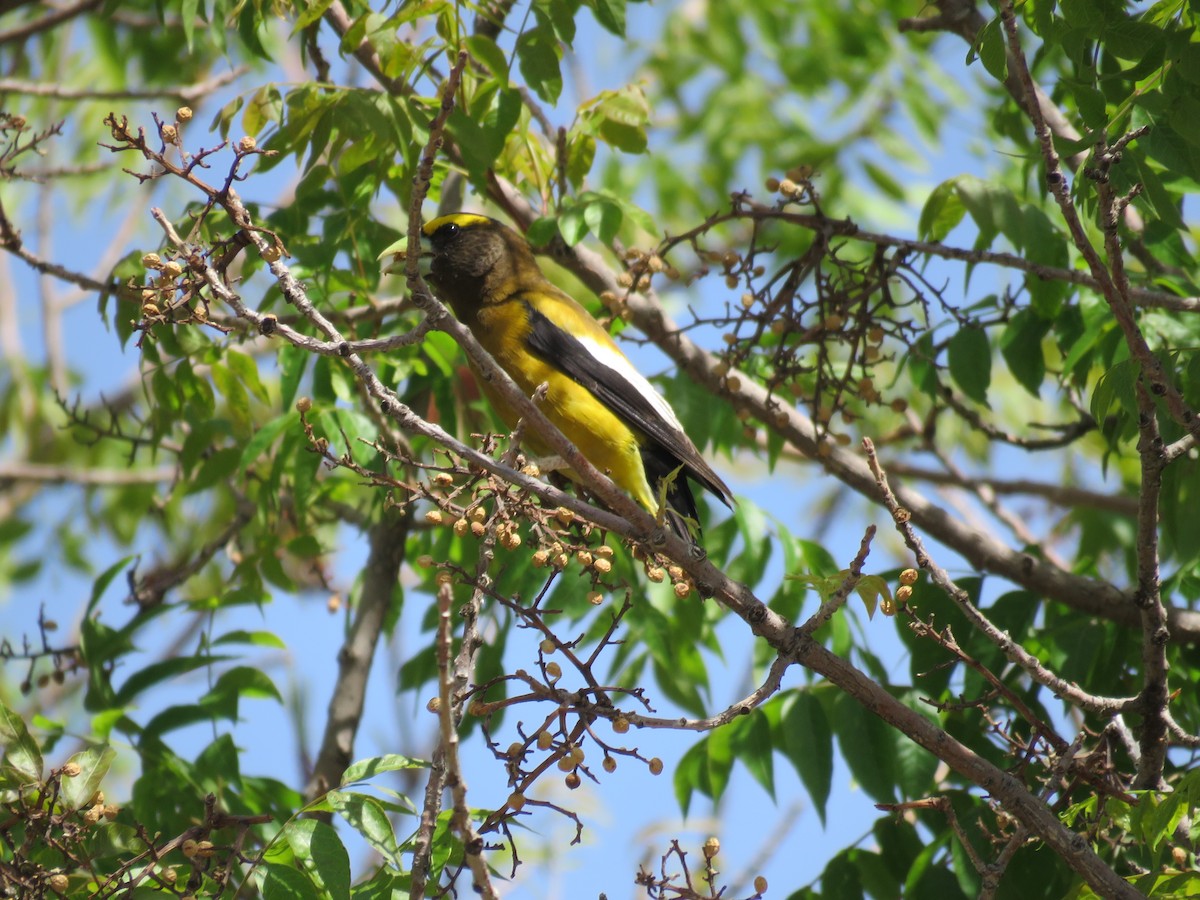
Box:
left=379, top=234, right=432, bottom=276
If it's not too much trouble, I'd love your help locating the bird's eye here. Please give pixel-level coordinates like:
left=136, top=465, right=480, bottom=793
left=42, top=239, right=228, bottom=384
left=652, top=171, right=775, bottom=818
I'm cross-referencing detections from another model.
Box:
left=442, top=223, right=460, bottom=238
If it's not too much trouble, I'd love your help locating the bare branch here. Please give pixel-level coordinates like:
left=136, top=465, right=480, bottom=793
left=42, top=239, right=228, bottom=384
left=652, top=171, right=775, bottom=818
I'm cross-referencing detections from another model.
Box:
left=0, top=462, right=176, bottom=485
left=0, top=67, right=247, bottom=103
left=0, top=0, right=103, bottom=44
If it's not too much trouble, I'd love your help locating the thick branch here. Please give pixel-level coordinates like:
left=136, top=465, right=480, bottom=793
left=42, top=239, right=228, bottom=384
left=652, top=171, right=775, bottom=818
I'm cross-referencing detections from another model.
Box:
left=304, top=509, right=411, bottom=803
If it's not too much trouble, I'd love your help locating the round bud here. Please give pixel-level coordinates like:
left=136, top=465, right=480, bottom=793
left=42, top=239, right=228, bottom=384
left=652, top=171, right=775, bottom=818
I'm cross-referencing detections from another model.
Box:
left=61, top=762, right=82, bottom=778
left=703, top=836, right=720, bottom=859
left=471, top=521, right=486, bottom=537
left=177, top=106, right=193, bottom=121
left=587, top=591, right=603, bottom=605
left=454, top=518, right=469, bottom=537
left=565, top=772, right=581, bottom=790
left=576, top=550, right=593, bottom=567
left=648, top=757, right=664, bottom=775
left=603, top=756, right=617, bottom=773
left=754, top=875, right=768, bottom=894
left=646, top=566, right=665, bottom=583
left=161, top=124, right=177, bottom=143
left=899, top=568, right=918, bottom=586
left=536, top=730, right=554, bottom=750
left=673, top=581, right=691, bottom=599
left=765, top=176, right=780, bottom=191
left=295, top=396, right=312, bottom=413
left=238, top=135, right=257, bottom=152
left=593, top=557, right=612, bottom=574
left=508, top=791, right=526, bottom=812
left=142, top=252, right=162, bottom=269
left=545, top=662, right=562, bottom=681
left=416, top=554, right=435, bottom=568
left=425, top=510, right=444, bottom=525
left=261, top=243, right=282, bottom=263
left=532, top=549, right=550, bottom=568
left=506, top=742, right=524, bottom=759
left=181, top=839, right=199, bottom=859
left=160, top=261, right=183, bottom=279
left=896, top=585, right=913, bottom=604
left=426, top=697, right=442, bottom=713
left=778, top=178, right=798, bottom=196
left=612, top=716, right=630, bottom=734
left=48, top=873, right=69, bottom=892
left=539, top=638, right=556, bottom=654
left=557, top=756, right=575, bottom=772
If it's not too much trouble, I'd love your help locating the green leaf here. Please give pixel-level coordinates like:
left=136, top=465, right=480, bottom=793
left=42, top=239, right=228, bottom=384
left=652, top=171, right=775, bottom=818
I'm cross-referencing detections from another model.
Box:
left=780, top=690, right=832, bottom=823
left=60, top=744, right=115, bottom=809
left=326, top=791, right=402, bottom=867
left=998, top=309, right=1050, bottom=397
left=582, top=194, right=623, bottom=243
left=525, top=216, right=561, bottom=248
left=211, top=361, right=253, bottom=436
left=464, top=35, right=510, bottom=79
left=731, top=710, right=775, bottom=797
left=212, top=629, right=288, bottom=649
left=1090, top=358, right=1138, bottom=425
left=263, top=861, right=321, bottom=900
left=342, top=754, right=428, bottom=785
left=180, top=0, right=200, bottom=51
left=227, top=348, right=271, bottom=404
left=89, top=556, right=135, bottom=612
left=284, top=819, right=351, bottom=900
left=516, top=22, right=563, bottom=104
left=673, top=738, right=710, bottom=816
left=974, top=15, right=1008, bottom=81
left=295, top=0, right=337, bottom=30
left=947, top=327, right=991, bottom=405
left=833, top=693, right=897, bottom=804
left=559, top=204, right=588, bottom=246
left=588, top=0, right=626, bottom=36
left=113, top=655, right=233, bottom=708
left=705, top=721, right=735, bottom=803
left=0, top=701, right=42, bottom=788
left=240, top=413, right=296, bottom=473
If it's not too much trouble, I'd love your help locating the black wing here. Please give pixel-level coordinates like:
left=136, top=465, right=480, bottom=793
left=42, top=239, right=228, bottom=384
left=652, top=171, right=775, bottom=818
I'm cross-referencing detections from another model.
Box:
left=522, top=300, right=733, bottom=532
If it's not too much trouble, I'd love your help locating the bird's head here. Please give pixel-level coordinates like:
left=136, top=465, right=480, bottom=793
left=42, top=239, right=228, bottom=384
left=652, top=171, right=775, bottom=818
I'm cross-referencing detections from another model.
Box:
left=401, top=214, right=542, bottom=317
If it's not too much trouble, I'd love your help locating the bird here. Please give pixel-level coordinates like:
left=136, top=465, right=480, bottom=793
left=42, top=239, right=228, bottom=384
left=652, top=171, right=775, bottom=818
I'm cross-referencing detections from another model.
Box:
left=387, top=213, right=733, bottom=544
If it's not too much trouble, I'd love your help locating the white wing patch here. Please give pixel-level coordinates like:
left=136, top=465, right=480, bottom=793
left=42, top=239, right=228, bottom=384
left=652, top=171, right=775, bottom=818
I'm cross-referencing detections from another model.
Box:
left=576, top=335, right=687, bottom=435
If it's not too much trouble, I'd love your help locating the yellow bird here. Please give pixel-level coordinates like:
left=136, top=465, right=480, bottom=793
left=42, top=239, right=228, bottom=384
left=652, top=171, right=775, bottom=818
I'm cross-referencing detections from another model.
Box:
left=391, top=213, right=732, bottom=543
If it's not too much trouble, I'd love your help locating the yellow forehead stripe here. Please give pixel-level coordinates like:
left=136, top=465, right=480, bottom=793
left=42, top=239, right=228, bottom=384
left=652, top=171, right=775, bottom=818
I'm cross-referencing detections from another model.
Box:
left=423, top=213, right=492, bottom=236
